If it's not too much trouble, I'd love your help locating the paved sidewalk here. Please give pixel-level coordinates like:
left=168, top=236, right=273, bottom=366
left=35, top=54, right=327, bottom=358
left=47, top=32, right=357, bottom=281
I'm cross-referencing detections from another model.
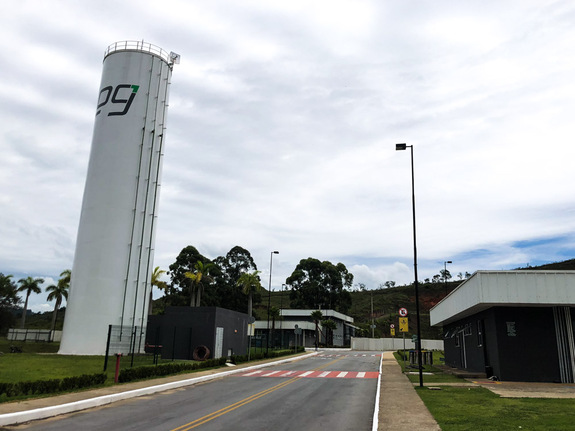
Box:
left=377, top=351, right=441, bottom=430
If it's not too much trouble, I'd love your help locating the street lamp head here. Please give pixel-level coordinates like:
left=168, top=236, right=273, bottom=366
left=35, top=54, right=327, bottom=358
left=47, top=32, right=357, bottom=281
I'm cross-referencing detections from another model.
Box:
left=395, top=143, right=407, bottom=151
left=272, top=251, right=279, bottom=254
left=447, top=260, right=452, bottom=264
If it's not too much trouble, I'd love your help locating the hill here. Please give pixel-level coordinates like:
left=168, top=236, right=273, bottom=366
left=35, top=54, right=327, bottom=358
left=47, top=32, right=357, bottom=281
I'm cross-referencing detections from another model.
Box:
left=262, top=258, right=575, bottom=340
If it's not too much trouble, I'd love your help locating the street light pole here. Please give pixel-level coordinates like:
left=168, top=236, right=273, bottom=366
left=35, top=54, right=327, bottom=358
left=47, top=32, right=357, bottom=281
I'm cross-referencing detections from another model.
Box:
left=444, top=260, right=452, bottom=294
left=280, top=283, right=285, bottom=348
left=396, top=143, right=424, bottom=388
left=266, top=250, right=279, bottom=354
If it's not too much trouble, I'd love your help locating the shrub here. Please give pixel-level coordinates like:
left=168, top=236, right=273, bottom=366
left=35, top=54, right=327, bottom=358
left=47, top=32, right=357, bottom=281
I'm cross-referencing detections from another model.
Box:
left=118, top=357, right=227, bottom=383
left=0, top=373, right=107, bottom=400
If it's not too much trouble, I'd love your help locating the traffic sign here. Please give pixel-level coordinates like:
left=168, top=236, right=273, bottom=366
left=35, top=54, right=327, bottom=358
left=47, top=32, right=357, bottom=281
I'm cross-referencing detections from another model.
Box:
left=399, top=307, right=408, bottom=317
left=391, top=328, right=396, bottom=336
left=390, top=324, right=395, bottom=329
left=399, top=317, right=408, bottom=332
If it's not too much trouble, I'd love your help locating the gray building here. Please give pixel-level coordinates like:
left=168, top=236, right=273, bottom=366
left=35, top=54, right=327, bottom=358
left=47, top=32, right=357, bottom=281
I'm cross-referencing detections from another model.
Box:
left=430, top=271, right=575, bottom=382
left=147, top=307, right=250, bottom=360
left=255, top=309, right=357, bottom=348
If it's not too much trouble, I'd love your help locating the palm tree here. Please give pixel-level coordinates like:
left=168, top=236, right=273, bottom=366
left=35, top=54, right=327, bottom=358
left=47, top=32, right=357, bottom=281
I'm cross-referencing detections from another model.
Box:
left=310, top=310, right=323, bottom=350
left=17, top=276, right=45, bottom=328
left=237, top=270, right=262, bottom=318
left=321, top=318, right=337, bottom=347
left=269, top=306, right=281, bottom=348
left=149, top=266, right=167, bottom=314
left=184, top=261, right=214, bottom=307
left=46, top=269, right=70, bottom=333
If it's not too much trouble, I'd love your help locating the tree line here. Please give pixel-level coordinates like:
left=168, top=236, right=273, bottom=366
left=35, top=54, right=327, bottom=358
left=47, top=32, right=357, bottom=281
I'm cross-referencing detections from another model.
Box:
left=0, top=244, right=355, bottom=333
left=0, top=270, right=70, bottom=334
left=157, top=245, right=354, bottom=317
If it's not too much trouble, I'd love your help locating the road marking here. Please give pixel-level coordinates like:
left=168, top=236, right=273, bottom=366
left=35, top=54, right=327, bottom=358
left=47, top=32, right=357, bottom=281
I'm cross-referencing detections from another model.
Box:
left=243, top=370, right=263, bottom=376
left=171, top=356, right=349, bottom=431
left=239, top=370, right=378, bottom=379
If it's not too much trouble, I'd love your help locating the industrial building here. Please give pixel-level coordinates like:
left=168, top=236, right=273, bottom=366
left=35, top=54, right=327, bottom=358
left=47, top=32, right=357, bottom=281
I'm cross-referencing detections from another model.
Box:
left=254, top=309, right=357, bottom=348
left=430, top=271, right=575, bottom=382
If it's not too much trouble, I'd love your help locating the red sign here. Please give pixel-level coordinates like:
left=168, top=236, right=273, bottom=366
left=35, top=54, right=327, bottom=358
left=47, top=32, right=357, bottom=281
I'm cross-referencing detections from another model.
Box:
left=399, top=308, right=408, bottom=317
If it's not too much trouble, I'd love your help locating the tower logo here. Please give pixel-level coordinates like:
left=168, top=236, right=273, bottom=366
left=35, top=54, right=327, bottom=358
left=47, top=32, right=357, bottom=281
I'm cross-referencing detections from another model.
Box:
left=96, top=84, right=140, bottom=116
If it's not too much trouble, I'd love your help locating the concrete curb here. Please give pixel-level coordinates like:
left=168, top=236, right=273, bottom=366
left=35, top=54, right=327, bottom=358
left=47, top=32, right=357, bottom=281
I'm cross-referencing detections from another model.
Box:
left=371, top=352, right=383, bottom=431
left=0, top=352, right=317, bottom=427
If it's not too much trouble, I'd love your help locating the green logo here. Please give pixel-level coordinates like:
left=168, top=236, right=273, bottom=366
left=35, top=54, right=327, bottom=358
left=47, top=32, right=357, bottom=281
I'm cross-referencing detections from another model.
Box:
left=96, top=84, right=139, bottom=116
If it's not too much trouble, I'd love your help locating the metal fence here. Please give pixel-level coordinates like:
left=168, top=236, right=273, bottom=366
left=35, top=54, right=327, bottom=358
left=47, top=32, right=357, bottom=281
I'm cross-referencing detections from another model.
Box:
left=7, top=329, right=62, bottom=342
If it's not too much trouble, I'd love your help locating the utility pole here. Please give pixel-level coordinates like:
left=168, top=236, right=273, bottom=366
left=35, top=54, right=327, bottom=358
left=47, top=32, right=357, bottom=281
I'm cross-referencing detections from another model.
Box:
left=371, top=292, right=375, bottom=338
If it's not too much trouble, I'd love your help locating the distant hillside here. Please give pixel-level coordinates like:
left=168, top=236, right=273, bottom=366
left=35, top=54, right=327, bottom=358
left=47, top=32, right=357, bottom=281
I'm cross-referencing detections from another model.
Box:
left=517, top=258, right=575, bottom=271
left=263, top=258, right=575, bottom=341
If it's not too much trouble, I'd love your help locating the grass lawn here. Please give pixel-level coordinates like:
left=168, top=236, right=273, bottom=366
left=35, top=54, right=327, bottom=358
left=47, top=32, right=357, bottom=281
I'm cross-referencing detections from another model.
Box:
left=391, top=351, right=575, bottom=430
left=417, top=386, right=575, bottom=431
left=0, top=339, right=198, bottom=383
left=393, top=350, right=463, bottom=384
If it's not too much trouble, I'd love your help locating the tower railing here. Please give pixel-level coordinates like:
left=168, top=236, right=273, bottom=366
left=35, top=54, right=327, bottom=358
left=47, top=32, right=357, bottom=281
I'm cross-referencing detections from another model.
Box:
left=104, top=40, right=171, bottom=63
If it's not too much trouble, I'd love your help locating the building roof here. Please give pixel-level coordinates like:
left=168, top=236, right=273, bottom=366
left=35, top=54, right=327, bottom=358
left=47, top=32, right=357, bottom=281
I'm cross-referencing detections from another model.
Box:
left=430, top=270, right=575, bottom=326
left=254, top=309, right=354, bottom=330
left=280, top=309, right=354, bottom=323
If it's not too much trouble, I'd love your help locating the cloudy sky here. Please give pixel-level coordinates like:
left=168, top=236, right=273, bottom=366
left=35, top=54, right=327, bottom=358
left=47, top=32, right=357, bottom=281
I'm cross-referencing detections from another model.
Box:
left=2, top=0, right=575, bottom=313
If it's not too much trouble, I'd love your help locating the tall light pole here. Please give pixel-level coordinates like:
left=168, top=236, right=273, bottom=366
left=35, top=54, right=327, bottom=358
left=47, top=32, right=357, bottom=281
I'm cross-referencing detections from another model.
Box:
left=266, top=250, right=279, bottom=354
left=395, top=143, right=424, bottom=388
left=280, top=283, right=285, bottom=348
left=444, top=260, right=452, bottom=294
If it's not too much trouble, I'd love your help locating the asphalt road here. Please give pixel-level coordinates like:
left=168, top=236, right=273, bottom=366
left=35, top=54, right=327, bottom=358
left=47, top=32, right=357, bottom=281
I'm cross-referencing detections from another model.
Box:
left=9, top=351, right=381, bottom=431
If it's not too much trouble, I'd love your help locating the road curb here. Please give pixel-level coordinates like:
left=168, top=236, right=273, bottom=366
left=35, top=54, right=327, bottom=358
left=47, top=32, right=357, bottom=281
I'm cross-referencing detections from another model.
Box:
left=0, top=352, right=317, bottom=427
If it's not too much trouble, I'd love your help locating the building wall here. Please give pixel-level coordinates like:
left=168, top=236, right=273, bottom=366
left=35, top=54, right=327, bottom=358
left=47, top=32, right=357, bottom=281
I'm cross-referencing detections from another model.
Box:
left=146, top=307, right=249, bottom=360
left=444, top=306, right=562, bottom=382
left=351, top=338, right=444, bottom=351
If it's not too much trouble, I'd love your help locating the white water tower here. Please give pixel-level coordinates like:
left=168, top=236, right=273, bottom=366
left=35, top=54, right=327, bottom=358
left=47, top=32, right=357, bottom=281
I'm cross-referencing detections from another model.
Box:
left=59, top=41, right=179, bottom=355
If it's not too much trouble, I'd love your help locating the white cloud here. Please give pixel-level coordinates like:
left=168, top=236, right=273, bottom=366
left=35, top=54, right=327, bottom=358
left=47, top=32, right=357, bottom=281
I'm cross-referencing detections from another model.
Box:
left=1, top=0, right=574, bottom=298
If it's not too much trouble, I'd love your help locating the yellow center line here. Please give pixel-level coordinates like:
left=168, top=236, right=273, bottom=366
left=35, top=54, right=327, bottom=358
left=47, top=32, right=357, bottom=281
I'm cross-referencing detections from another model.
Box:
left=170, top=356, right=347, bottom=431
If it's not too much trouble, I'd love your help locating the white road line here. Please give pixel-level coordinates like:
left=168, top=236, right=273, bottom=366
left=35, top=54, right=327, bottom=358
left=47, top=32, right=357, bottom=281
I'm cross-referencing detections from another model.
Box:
left=318, top=371, right=330, bottom=378
left=300, top=371, right=314, bottom=377
left=357, top=372, right=366, bottom=378
left=263, top=371, right=280, bottom=376
left=336, top=371, right=348, bottom=378
left=244, top=370, right=263, bottom=376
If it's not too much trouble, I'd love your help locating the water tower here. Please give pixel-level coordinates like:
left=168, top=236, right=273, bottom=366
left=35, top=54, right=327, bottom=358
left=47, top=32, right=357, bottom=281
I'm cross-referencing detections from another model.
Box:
left=59, top=41, right=179, bottom=355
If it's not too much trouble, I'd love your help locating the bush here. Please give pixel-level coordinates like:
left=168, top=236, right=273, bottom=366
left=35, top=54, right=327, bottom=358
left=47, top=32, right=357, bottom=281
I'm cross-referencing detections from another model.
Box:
left=118, top=357, right=227, bottom=383
left=230, top=346, right=305, bottom=364
left=0, top=373, right=107, bottom=400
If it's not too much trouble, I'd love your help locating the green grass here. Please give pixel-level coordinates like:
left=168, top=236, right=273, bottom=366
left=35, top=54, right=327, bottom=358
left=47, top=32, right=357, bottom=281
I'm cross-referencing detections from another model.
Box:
left=393, top=350, right=463, bottom=384
left=390, top=351, right=575, bottom=430
left=417, top=386, right=575, bottom=430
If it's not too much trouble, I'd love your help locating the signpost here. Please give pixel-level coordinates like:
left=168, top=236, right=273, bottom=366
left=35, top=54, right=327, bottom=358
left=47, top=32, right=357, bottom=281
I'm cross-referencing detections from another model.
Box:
left=399, top=308, right=408, bottom=368
left=294, top=324, right=302, bottom=352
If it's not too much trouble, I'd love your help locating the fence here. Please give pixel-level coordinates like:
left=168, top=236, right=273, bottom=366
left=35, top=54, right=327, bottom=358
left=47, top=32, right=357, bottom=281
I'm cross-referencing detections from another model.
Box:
left=7, top=329, right=62, bottom=342
left=103, top=325, right=147, bottom=371
left=351, top=337, right=444, bottom=351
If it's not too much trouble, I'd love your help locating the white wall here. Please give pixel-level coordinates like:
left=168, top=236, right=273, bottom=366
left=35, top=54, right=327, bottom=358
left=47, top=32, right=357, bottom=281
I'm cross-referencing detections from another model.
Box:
left=351, top=337, right=444, bottom=351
